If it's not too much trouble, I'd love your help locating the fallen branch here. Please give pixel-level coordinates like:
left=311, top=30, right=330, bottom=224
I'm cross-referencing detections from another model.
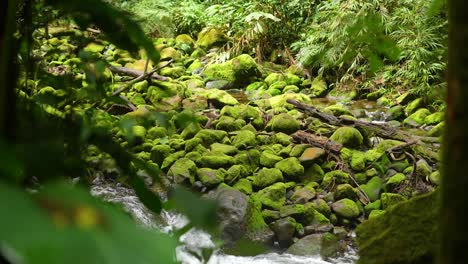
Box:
left=291, top=130, right=342, bottom=154
left=109, top=59, right=174, bottom=96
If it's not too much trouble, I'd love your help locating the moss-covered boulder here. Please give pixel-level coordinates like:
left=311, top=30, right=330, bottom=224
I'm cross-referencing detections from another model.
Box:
left=386, top=105, right=405, bottom=121
left=405, top=98, right=424, bottom=115
left=428, top=121, right=444, bottom=137
left=234, top=178, right=253, bottom=195
left=197, top=168, right=225, bottom=187
left=196, top=27, right=229, bottom=49
left=331, top=198, right=360, bottom=219
left=334, top=184, right=358, bottom=201
left=303, top=164, right=325, bottom=183
left=215, top=116, right=245, bottom=131
left=385, top=173, right=406, bottom=192
left=253, top=168, right=284, bottom=188
left=150, top=144, right=172, bottom=164
left=356, top=191, right=438, bottom=264
left=232, top=130, right=256, bottom=149
left=256, top=183, right=287, bottom=210
left=403, top=108, right=431, bottom=127
left=330, top=127, right=363, bottom=149
left=210, top=143, right=238, bottom=155
left=290, top=186, right=316, bottom=204
left=200, top=153, right=235, bottom=169
left=360, top=176, right=383, bottom=202
left=322, top=170, right=349, bottom=187
left=381, top=193, right=407, bottom=209
left=264, top=73, right=285, bottom=86
left=267, top=113, right=300, bottom=134
left=415, top=159, right=432, bottom=179
left=167, top=158, right=197, bottom=185
left=310, top=78, right=328, bottom=97
left=243, top=196, right=275, bottom=245
left=260, top=151, right=283, bottom=168
left=270, top=217, right=297, bottom=247
left=199, top=89, right=239, bottom=105
left=424, top=111, right=444, bottom=125
left=195, top=129, right=228, bottom=146
left=225, top=165, right=249, bottom=184
left=324, top=104, right=353, bottom=117
left=202, top=54, right=260, bottom=88
left=275, top=157, right=304, bottom=180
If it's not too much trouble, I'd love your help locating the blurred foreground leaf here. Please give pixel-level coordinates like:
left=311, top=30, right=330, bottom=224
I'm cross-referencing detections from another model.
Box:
left=0, top=183, right=177, bottom=264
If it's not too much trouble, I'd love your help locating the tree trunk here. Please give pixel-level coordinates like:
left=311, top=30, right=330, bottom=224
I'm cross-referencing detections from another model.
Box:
left=439, top=0, right=468, bottom=262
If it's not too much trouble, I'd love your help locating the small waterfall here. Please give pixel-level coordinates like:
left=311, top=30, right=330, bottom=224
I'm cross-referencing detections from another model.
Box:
left=91, top=178, right=358, bottom=264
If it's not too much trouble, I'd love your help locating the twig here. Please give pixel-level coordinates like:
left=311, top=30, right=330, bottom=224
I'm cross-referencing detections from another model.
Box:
left=110, top=59, right=174, bottom=96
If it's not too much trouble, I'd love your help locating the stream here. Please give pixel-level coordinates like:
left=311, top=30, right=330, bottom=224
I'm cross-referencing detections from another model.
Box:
left=91, top=177, right=358, bottom=264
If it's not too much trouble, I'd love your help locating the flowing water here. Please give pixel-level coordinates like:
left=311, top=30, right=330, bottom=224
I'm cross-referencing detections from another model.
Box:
left=91, top=178, right=358, bottom=264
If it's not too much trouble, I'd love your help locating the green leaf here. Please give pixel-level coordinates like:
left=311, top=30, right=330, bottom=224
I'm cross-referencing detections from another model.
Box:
left=0, top=183, right=177, bottom=264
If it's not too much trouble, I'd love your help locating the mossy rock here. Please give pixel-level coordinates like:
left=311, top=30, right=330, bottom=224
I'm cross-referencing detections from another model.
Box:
left=161, top=150, right=186, bottom=170
left=167, top=158, right=197, bottom=185
left=311, top=78, right=328, bottom=97
left=150, top=144, right=172, bottom=165
left=267, top=113, right=300, bottom=134
left=220, top=104, right=263, bottom=129
left=381, top=193, right=407, bottom=209
left=200, top=153, right=235, bottom=169
left=385, top=105, right=405, bottom=121
left=364, top=200, right=381, bottom=215
left=232, top=130, right=256, bottom=149
left=285, top=74, right=302, bottom=86
left=234, top=178, right=253, bottom=195
left=322, top=170, right=349, bottom=187
left=427, top=122, right=444, bottom=137
left=330, top=127, right=363, bottom=149
left=290, top=144, right=309, bottom=157
left=303, top=163, right=325, bottom=183
left=334, top=184, right=358, bottom=201
left=264, top=73, right=285, bottom=86
left=253, top=168, right=284, bottom=188
left=405, top=98, right=424, bottom=115
left=215, top=116, right=245, bottom=132
left=225, top=165, right=250, bottom=184
left=269, top=81, right=287, bottom=91
left=210, top=143, right=237, bottom=155
left=385, top=173, right=406, bottom=192
left=403, top=108, right=431, bottom=127
left=199, top=89, right=239, bottom=105
left=175, top=34, right=195, bottom=48
left=360, top=176, right=383, bottom=202
left=259, top=151, right=283, bottom=168
left=197, top=168, right=225, bottom=187
left=275, top=157, right=304, bottom=181
left=324, top=104, right=353, bottom=117
left=331, top=198, right=360, bottom=219
left=424, top=111, right=444, bottom=125
left=159, top=66, right=186, bottom=79
left=283, top=85, right=300, bottom=93
left=356, top=191, right=438, bottom=264
left=290, top=186, right=316, bottom=204
left=159, top=47, right=182, bottom=61
left=244, top=196, right=275, bottom=245
left=195, top=129, right=228, bottom=146
left=256, top=183, right=287, bottom=210
left=351, top=151, right=366, bottom=171
left=271, top=132, right=292, bottom=146
left=234, top=149, right=261, bottom=173
left=196, top=27, right=229, bottom=49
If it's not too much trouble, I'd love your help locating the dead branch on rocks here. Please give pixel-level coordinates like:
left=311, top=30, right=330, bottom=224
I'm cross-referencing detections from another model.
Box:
left=291, top=130, right=342, bottom=154
left=287, top=99, right=440, bottom=162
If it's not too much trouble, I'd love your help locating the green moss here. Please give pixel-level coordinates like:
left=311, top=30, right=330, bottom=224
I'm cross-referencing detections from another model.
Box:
left=429, top=171, right=441, bottom=185
left=368, top=209, right=386, bottom=219
left=415, top=159, right=432, bottom=178
left=271, top=132, right=292, bottom=146
left=167, top=158, right=197, bottom=185
left=335, top=184, right=358, bottom=201
left=215, top=116, right=244, bottom=131
left=175, top=34, right=195, bottom=47
left=199, top=89, right=239, bottom=105
left=376, top=140, right=405, bottom=152
left=351, top=151, right=366, bottom=171
left=356, top=191, right=438, bottom=264
left=210, top=143, right=237, bottom=155
left=200, top=153, right=235, bottom=169
left=331, top=198, right=360, bottom=219
left=259, top=151, right=283, bottom=168
left=324, top=104, right=353, bottom=117
left=234, top=149, right=261, bottom=172
left=196, top=27, right=228, bottom=49
left=303, top=163, right=325, bottom=183
left=311, top=78, right=328, bottom=97
left=283, top=85, right=300, bottom=93
left=195, top=129, right=228, bottom=146
left=322, top=170, right=349, bottom=187
left=225, top=165, right=249, bottom=184
left=150, top=144, right=172, bottom=165
left=385, top=173, right=406, bottom=192
left=160, top=47, right=182, bottom=61
left=330, top=127, right=363, bottom=149
left=381, top=193, right=407, bottom=209
left=160, top=66, right=185, bottom=79
left=265, top=73, right=285, bottom=86
left=386, top=105, right=405, bottom=120
left=253, top=168, right=284, bottom=188
left=256, top=182, right=287, bottom=210
left=285, top=74, right=302, bottom=86
left=234, top=179, right=253, bottom=195
left=424, top=111, right=444, bottom=125
left=275, top=157, right=304, bottom=180
left=269, top=81, right=287, bottom=91
left=267, top=113, right=300, bottom=134
left=232, top=130, right=256, bottom=149
left=289, top=144, right=309, bottom=157
left=428, top=121, right=444, bottom=137
left=290, top=186, right=316, bottom=204
left=360, top=176, right=383, bottom=202
left=161, top=150, right=186, bottom=170
left=403, top=108, right=431, bottom=126
left=364, top=200, right=381, bottom=215
left=405, top=98, right=424, bottom=115
left=197, top=168, right=225, bottom=187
